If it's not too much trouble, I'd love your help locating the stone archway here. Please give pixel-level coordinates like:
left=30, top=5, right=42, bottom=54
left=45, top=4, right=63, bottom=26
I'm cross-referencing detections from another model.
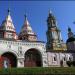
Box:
left=1, top=52, right=17, bottom=67
left=24, top=48, right=42, bottom=67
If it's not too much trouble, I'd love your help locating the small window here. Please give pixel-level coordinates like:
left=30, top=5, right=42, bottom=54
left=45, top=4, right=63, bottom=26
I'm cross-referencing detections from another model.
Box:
left=69, top=57, right=71, bottom=61
left=54, top=57, right=57, bottom=61
left=64, top=57, right=66, bottom=61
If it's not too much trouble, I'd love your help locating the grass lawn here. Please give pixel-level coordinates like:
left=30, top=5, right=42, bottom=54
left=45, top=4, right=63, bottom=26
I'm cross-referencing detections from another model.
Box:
left=0, top=67, right=75, bottom=75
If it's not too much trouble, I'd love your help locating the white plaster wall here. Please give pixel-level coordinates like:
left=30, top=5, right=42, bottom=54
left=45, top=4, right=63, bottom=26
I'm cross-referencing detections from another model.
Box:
left=47, top=52, right=60, bottom=67
left=47, top=52, right=75, bottom=67
left=0, top=39, right=75, bottom=67
left=0, top=40, right=48, bottom=67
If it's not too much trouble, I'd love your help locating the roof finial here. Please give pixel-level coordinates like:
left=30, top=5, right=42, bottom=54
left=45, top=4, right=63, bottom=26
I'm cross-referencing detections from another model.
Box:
left=24, top=13, right=27, bottom=21
left=8, top=8, right=10, bottom=15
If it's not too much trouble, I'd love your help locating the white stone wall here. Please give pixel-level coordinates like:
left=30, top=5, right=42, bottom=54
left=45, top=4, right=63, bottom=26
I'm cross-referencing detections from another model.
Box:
left=0, top=40, right=48, bottom=67
left=47, top=52, right=75, bottom=67
left=0, top=39, right=75, bottom=67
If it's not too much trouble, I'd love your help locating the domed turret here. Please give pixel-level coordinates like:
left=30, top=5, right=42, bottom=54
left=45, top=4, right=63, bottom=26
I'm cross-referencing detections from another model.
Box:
left=0, top=9, right=18, bottom=40
left=19, top=14, right=37, bottom=41
left=66, top=27, right=75, bottom=43
left=66, top=27, right=75, bottom=51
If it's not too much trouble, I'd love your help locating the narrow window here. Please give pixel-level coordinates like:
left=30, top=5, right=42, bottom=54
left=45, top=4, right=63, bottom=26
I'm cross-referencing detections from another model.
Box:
left=64, top=57, right=66, bottom=61
left=54, top=57, right=56, bottom=61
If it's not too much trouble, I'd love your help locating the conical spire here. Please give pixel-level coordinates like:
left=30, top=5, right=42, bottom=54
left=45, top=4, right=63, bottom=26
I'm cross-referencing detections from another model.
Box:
left=19, top=14, right=37, bottom=41
left=0, top=9, right=15, bottom=31
left=21, top=14, right=34, bottom=34
left=6, top=8, right=12, bottom=22
left=24, top=14, right=30, bottom=26
left=0, top=9, right=18, bottom=40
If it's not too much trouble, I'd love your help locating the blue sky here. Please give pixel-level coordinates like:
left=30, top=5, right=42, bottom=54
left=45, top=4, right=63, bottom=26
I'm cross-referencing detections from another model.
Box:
left=0, top=1, right=75, bottom=43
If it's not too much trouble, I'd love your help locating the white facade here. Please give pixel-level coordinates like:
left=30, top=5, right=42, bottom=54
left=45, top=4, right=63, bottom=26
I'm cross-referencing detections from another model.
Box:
left=0, top=39, right=75, bottom=67
left=0, top=39, right=48, bottom=67
left=47, top=52, right=75, bottom=67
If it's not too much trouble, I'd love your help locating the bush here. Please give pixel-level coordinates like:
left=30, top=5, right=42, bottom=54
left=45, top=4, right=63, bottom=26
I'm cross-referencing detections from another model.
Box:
left=72, top=61, right=75, bottom=66
left=66, top=61, right=75, bottom=67
left=0, top=67, right=75, bottom=75
left=66, top=61, right=72, bottom=67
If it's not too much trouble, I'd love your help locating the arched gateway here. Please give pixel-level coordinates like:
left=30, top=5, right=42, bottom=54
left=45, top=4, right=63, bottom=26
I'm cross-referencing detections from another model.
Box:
left=1, top=52, right=17, bottom=67
left=24, top=49, right=42, bottom=67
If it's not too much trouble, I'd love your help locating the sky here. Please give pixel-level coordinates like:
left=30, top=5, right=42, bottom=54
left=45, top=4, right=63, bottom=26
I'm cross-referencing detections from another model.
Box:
left=0, top=1, right=75, bottom=43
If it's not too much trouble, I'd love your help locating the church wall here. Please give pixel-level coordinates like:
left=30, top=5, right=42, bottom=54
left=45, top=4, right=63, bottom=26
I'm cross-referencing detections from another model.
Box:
left=47, top=52, right=75, bottom=67
left=47, top=52, right=60, bottom=67
left=0, top=39, right=48, bottom=67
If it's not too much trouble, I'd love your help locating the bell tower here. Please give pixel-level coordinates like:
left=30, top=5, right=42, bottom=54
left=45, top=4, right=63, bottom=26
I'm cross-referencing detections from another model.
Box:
left=46, top=10, right=65, bottom=51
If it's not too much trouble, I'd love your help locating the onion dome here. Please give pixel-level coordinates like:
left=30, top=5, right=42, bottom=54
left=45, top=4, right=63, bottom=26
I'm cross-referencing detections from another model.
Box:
left=66, top=37, right=75, bottom=43
left=66, top=27, right=75, bottom=43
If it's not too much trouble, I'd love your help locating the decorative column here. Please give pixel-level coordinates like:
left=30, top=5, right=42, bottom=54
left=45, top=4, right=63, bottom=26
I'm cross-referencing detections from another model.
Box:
left=17, top=58, right=24, bottom=67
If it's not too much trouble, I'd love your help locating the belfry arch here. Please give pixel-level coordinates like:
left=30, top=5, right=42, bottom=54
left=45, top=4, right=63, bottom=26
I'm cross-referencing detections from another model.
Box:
left=24, top=48, right=42, bottom=67
left=1, top=52, right=17, bottom=67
